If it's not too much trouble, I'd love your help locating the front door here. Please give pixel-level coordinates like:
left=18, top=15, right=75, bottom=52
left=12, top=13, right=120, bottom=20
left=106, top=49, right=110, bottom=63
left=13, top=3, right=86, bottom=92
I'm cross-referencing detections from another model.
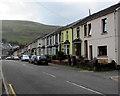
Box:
left=76, top=44, right=81, bottom=57
left=89, top=45, right=93, bottom=60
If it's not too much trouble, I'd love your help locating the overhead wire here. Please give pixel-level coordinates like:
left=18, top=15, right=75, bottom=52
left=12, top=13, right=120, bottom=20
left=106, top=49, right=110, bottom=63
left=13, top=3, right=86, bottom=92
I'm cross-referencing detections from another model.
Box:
left=38, top=3, right=72, bottom=24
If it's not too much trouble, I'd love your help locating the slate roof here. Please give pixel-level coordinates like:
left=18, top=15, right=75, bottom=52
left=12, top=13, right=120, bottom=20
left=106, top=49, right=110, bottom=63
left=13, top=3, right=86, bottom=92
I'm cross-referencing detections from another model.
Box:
left=72, top=3, right=120, bottom=28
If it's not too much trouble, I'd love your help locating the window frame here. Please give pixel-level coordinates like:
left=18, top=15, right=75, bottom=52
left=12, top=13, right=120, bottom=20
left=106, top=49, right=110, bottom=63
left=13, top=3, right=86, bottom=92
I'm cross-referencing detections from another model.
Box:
left=88, top=23, right=92, bottom=36
left=61, top=33, right=64, bottom=42
left=84, top=24, right=87, bottom=37
left=102, top=18, right=107, bottom=34
left=98, top=46, right=107, bottom=57
left=76, top=27, right=80, bottom=38
left=66, top=31, right=68, bottom=40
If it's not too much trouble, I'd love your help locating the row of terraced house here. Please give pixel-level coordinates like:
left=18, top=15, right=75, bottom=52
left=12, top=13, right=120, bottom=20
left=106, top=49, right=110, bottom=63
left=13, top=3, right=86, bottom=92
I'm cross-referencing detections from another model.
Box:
left=14, top=3, right=120, bottom=65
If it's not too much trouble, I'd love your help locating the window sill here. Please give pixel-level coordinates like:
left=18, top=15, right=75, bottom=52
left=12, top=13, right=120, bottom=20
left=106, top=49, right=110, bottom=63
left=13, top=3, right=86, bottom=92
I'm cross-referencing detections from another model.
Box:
left=84, top=36, right=88, bottom=38
left=97, top=55, right=108, bottom=58
left=88, top=35, right=92, bottom=38
left=84, top=36, right=92, bottom=38
left=101, top=32, right=107, bottom=35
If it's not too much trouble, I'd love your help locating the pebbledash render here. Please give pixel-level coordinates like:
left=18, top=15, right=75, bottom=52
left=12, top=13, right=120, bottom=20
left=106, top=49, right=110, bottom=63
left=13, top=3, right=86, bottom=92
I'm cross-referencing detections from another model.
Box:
left=72, top=3, right=120, bottom=64
left=86, top=4, right=120, bottom=64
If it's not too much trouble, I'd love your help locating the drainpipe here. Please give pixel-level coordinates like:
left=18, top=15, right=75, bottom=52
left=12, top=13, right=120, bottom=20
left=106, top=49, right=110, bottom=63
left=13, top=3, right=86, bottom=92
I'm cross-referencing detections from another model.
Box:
left=114, top=7, right=120, bottom=65
left=71, top=27, right=73, bottom=56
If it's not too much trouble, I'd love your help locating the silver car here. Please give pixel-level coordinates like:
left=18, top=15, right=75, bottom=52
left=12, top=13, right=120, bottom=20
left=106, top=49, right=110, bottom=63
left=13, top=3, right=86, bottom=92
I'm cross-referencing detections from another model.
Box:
left=21, top=55, right=29, bottom=61
left=28, top=55, right=36, bottom=63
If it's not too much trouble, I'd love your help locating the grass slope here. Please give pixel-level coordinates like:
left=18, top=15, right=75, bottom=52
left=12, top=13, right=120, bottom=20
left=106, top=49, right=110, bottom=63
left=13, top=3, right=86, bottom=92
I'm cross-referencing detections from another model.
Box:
left=2, top=20, right=60, bottom=45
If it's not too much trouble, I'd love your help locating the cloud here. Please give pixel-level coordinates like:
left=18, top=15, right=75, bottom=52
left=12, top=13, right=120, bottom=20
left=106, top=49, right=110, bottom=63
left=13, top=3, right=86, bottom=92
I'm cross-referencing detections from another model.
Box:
left=8, top=0, right=119, bottom=2
left=0, top=0, right=41, bottom=23
left=35, top=1, right=119, bottom=25
left=0, top=0, right=119, bottom=26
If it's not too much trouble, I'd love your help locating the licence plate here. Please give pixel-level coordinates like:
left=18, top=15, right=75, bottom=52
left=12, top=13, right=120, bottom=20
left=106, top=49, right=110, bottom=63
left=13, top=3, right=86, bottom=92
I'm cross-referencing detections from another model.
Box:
left=41, top=61, right=45, bottom=63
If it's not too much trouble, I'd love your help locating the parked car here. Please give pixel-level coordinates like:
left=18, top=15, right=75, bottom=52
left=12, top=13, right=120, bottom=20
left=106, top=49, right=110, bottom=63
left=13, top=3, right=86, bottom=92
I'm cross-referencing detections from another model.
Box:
left=21, top=55, right=29, bottom=61
left=6, top=56, right=12, bottom=60
left=34, top=55, right=48, bottom=65
left=28, top=55, right=36, bottom=63
left=13, top=56, right=20, bottom=60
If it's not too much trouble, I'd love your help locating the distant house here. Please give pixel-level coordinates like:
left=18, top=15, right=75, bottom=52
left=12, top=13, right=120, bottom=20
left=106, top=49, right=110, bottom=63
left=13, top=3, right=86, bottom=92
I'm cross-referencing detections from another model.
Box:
left=2, top=43, right=13, bottom=57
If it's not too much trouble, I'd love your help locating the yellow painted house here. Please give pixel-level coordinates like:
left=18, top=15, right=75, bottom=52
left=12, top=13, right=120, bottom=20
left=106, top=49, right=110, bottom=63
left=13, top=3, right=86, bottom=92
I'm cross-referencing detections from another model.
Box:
left=61, top=27, right=73, bottom=55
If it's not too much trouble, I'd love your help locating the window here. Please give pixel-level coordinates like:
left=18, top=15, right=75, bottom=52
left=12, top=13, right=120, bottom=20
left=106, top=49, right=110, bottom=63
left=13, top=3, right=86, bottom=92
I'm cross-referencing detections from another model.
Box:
left=84, top=24, right=87, bottom=37
left=64, top=45, right=70, bottom=55
left=102, top=18, right=107, bottom=33
left=88, top=24, right=92, bottom=36
left=52, top=36, right=54, bottom=45
left=59, top=33, right=61, bottom=43
left=47, top=37, right=49, bottom=45
left=98, top=46, right=107, bottom=56
left=62, top=33, right=63, bottom=42
left=76, top=27, right=80, bottom=38
left=66, top=31, right=68, bottom=40
left=67, top=45, right=70, bottom=55
left=56, top=47, right=58, bottom=54
left=50, top=36, right=52, bottom=45
left=55, top=34, right=58, bottom=43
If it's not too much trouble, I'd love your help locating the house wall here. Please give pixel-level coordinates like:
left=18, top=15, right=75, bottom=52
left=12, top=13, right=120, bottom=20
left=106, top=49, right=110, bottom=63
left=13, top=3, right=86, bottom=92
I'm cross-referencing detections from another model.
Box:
left=36, top=39, right=42, bottom=55
left=73, top=25, right=84, bottom=57
left=61, top=28, right=73, bottom=55
left=86, top=13, right=116, bottom=63
left=41, top=38, right=45, bottom=55
left=115, top=7, right=120, bottom=65
left=118, top=8, right=120, bottom=65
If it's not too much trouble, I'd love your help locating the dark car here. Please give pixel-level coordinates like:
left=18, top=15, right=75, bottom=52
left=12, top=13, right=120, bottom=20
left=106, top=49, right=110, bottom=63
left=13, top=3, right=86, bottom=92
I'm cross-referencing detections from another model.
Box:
left=28, top=55, right=36, bottom=63
left=34, top=55, right=48, bottom=65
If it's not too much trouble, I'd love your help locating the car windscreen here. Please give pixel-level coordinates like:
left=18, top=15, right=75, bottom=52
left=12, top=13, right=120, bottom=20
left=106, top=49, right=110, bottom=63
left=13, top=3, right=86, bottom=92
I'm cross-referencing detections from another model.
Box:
left=40, top=56, right=46, bottom=59
left=23, top=55, right=29, bottom=57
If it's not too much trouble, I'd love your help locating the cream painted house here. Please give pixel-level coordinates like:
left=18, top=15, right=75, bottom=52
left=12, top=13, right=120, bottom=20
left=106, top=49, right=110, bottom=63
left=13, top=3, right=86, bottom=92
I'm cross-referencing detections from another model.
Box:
left=72, top=3, right=120, bottom=64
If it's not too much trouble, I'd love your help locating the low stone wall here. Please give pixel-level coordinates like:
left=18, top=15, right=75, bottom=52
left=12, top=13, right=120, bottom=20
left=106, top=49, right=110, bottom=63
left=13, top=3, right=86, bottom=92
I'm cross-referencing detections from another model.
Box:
left=51, top=60, right=61, bottom=64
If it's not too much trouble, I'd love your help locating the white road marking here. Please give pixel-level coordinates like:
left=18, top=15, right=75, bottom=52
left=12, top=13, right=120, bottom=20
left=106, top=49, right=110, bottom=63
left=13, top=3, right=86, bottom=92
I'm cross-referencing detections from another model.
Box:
left=43, top=72, right=56, bottom=78
left=66, top=80, right=105, bottom=96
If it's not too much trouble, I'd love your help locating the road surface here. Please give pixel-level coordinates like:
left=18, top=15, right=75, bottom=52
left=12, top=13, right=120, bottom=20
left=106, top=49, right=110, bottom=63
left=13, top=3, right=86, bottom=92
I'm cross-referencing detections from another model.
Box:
left=2, top=60, right=119, bottom=95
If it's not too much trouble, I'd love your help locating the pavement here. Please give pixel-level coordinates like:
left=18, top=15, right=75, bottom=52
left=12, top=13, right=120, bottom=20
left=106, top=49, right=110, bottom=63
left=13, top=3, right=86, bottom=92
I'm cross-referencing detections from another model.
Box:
left=2, top=60, right=119, bottom=95
left=50, top=63, right=119, bottom=80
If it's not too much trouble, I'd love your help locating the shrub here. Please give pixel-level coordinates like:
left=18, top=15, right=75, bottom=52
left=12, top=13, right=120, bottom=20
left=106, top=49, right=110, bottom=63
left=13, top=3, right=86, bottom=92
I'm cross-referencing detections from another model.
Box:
left=56, top=51, right=66, bottom=60
left=52, top=55, right=57, bottom=60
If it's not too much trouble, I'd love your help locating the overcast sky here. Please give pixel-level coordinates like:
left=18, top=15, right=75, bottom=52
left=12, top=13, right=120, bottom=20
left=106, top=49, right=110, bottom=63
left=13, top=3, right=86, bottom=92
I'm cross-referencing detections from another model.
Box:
left=0, top=0, right=119, bottom=26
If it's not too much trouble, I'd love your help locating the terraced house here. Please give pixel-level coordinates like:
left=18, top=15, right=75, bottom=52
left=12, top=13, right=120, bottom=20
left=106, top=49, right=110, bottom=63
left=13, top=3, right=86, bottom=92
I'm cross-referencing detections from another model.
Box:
left=43, top=27, right=62, bottom=56
left=72, top=3, right=120, bottom=64
left=51, top=28, right=61, bottom=55
left=14, top=3, right=120, bottom=65
left=60, top=24, right=74, bottom=55
left=72, top=20, right=83, bottom=58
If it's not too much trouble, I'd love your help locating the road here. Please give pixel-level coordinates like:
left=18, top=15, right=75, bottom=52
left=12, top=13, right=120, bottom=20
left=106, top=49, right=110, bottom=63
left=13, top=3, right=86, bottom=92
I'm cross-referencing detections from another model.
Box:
left=2, top=60, right=119, bottom=95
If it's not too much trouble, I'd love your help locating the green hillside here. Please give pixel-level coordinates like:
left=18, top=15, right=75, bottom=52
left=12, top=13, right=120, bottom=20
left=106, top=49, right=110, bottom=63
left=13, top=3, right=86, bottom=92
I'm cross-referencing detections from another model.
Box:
left=2, top=20, right=60, bottom=45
